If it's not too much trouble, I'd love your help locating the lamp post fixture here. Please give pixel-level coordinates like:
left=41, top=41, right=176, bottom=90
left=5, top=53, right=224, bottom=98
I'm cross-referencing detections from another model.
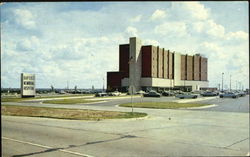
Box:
left=221, top=73, right=224, bottom=92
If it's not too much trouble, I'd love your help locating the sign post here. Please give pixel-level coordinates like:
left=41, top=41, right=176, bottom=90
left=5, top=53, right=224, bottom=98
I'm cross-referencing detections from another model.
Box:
left=21, top=73, right=35, bottom=98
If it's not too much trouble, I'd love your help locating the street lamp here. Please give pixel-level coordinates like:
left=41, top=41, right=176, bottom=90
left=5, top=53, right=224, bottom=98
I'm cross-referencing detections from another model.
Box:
left=221, top=73, right=224, bottom=92
left=184, top=74, right=186, bottom=92
left=230, top=75, right=231, bottom=91
left=102, top=77, right=105, bottom=92
left=239, top=82, right=241, bottom=91
left=236, top=81, right=238, bottom=91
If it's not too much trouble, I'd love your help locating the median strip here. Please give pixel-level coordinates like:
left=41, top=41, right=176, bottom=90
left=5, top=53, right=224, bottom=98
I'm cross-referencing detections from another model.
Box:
left=42, top=98, right=101, bottom=104
left=1, top=94, right=94, bottom=102
left=119, top=102, right=211, bottom=109
left=1, top=105, right=147, bottom=120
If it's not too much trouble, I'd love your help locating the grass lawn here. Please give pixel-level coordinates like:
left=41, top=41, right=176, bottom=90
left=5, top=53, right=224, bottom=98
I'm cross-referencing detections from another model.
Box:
left=1, top=105, right=147, bottom=120
left=119, top=102, right=211, bottom=109
left=1, top=94, right=94, bottom=102
left=43, top=98, right=101, bottom=104
left=1, top=97, right=32, bottom=102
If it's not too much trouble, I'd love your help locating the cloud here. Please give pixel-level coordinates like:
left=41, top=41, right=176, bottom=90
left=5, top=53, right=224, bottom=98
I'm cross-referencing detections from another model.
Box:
left=130, top=15, right=142, bottom=22
left=1, top=2, right=248, bottom=89
left=225, top=31, right=248, bottom=40
left=151, top=9, right=166, bottom=20
left=16, top=36, right=40, bottom=51
left=13, top=9, right=36, bottom=29
left=206, top=20, right=225, bottom=38
left=125, top=26, right=138, bottom=37
left=191, top=20, right=225, bottom=38
left=171, top=2, right=209, bottom=21
left=154, top=21, right=187, bottom=37
left=197, top=42, right=227, bottom=59
left=142, top=39, right=160, bottom=46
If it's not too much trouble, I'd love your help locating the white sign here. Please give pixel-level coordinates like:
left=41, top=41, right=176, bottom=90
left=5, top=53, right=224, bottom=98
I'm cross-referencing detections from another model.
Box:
left=21, top=73, right=35, bottom=97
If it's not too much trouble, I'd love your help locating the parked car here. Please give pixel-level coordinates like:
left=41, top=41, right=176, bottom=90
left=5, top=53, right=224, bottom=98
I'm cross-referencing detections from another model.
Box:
left=136, top=90, right=146, bottom=95
left=201, top=91, right=218, bottom=97
left=235, top=91, right=246, bottom=97
left=108, top=91, right=121, bottom=96
left=162, top=91, right=174, bottom=96
left=95, top=92, right=108, bottom=97
left=173, top=90, right=184, bottom=95
left=143, top=91, right=161, bottom=97
left=175, top=93, right=198, bottom=99
left=191, top=90, right=202, bottom=94
left=219, top=92, right=239, bottom=98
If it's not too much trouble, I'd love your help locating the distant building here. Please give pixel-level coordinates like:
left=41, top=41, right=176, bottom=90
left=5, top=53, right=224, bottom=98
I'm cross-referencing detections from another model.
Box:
left=107, top=37, right=208, bottom=93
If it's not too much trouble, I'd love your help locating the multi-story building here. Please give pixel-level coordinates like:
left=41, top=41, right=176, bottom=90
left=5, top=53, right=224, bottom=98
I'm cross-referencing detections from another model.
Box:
left=107, top=37, right=208, bottom=93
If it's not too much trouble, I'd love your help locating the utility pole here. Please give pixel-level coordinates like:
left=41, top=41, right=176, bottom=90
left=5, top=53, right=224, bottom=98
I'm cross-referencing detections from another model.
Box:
left=230, top=75, right=231, bottom=91
left=183, top=71, right=186, bottom=92
left=221, top=72, right=224, bottom=92
left=102, top=77, right=104, bottom=92
left=236, top=81, right=238, bottom=91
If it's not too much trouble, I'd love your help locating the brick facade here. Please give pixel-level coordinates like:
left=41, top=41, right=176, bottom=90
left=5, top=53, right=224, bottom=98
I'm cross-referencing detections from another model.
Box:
left=180, top=54, right=207, bottom=81
left=107, top=38, right=208, bottom=92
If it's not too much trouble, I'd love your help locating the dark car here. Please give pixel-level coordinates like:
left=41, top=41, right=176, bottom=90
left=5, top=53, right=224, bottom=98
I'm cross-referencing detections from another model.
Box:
left=143, top=91, right=161, bottom=97
left=201, top=91, right=218, bottom=97
left=162, top=91, right=174, bottom=96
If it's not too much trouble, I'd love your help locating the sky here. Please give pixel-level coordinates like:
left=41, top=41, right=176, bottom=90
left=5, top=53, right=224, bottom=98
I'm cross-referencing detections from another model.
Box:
left=1, top=2, right=249, bottom=89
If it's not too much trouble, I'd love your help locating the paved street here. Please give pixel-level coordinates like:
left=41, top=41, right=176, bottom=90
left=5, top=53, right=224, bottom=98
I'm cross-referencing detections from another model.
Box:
left=4, top=95, right=249, bottom=113
left=2, top=95, right=249, bottom=156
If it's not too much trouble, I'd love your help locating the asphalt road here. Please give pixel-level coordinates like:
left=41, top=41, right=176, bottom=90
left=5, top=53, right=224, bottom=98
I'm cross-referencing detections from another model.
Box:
left=2, top=95, right=249, bottom=156
left=5, top=95, right=249, bottom=113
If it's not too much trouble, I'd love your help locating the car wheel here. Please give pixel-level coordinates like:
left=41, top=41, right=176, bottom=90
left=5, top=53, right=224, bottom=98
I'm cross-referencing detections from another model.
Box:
left=232, top=96, right=236, bottom=98
left=180, top=97, right=184, bottom=99
left=220, top=96, right=223, bottom=98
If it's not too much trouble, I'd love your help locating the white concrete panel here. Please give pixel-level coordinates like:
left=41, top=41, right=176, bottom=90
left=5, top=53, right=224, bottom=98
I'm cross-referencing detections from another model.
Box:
left=177, top=80, right=209, bottom=90
left=141, top=78, right=173, bottom=87
left=174, top=53, right=181, bottom=86
left=129, top=37, right=142, bottom=93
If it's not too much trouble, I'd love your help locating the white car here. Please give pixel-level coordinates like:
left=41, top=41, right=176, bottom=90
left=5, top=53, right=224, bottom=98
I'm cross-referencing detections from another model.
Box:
left=219, top=92, right=239, bottom=98
left=110, top=91, right=121, bottom=96
left=95, top=92, right=108, bottom=97
left=175, top=93, right=198, bottom=99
